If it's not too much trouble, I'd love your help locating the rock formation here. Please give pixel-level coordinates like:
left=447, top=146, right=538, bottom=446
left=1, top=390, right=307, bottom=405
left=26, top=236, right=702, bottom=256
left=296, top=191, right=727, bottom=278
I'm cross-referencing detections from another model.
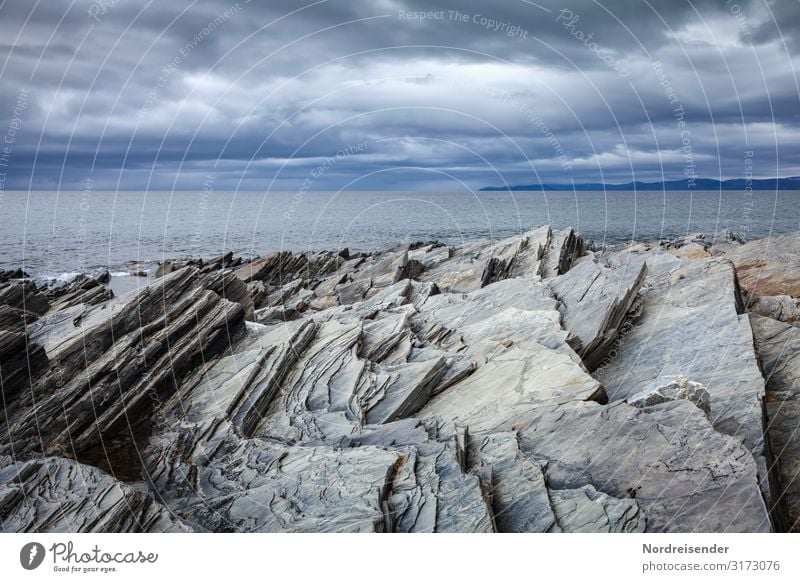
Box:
left=1, top=226, right=795, bottom=533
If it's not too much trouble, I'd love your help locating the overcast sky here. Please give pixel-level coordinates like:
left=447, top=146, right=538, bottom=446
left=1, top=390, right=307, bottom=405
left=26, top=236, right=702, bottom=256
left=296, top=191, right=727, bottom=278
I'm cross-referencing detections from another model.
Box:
left=1, top=0, right=799, bottom=191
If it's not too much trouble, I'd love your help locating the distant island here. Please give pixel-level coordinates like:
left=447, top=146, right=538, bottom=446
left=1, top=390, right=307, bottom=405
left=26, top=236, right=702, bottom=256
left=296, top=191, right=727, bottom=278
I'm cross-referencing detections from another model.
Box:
left=480, top=177, right=800, bottom=191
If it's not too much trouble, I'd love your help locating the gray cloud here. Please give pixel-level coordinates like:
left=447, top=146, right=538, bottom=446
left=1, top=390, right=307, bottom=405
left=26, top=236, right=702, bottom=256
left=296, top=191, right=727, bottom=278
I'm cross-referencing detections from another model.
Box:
left=0, top=0, right=798, bottom=191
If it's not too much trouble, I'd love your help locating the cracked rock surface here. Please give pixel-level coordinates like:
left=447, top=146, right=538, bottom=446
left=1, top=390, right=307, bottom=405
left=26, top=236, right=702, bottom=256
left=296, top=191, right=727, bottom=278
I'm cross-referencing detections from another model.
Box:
left=750, top=314, right=800, bottom=531
left=0, top=226, right=788, bottom=532
left=594, top=252, right=770, bottom=502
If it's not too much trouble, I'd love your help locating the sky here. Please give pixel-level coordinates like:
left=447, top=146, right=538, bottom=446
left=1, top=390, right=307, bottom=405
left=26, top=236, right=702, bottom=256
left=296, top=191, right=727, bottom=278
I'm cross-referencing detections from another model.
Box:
left=1, top=0, right=799, bottom=191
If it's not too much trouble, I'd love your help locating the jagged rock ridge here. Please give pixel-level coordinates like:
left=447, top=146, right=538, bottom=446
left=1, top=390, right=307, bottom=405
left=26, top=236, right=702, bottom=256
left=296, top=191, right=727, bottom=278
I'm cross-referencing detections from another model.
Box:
left=2, top=227, right=796, bottom=533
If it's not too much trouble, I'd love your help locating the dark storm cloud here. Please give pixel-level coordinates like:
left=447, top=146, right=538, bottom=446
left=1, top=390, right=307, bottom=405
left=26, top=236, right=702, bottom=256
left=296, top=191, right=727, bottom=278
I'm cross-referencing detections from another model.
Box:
left=0, top=0, right=798, bottom=191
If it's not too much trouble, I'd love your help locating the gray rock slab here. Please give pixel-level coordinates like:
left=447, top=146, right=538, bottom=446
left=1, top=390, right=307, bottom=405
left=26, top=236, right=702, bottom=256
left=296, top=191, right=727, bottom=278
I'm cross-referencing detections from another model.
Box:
left=0, top=456, right=189, bottom=532
left=548, top=484, right=646, bottom=533
left=470, top=432, right=559, bottom=533
left=517, top=400, right=770, bottom=532
left=750, top=314, right=800, bottom=530
left=724, top=232, right=800, bottom=298
left=419, top=341, right=604, bottom=433
left=594, top=257, right=769, bottom=499
left=627, top=375, right=711, bottom=418
left=548, top=254, right=646, bottom=370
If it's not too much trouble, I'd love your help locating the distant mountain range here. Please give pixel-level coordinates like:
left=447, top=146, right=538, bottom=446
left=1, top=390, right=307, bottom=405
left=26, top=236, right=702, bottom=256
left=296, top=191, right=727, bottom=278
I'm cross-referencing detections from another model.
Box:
left=480, top=177, right=800, bottom=191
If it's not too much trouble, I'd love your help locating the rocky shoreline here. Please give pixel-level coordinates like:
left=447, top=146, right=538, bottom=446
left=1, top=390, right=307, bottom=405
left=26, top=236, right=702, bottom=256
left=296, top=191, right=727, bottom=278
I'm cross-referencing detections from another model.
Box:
left=1, top=227, right=799, bottom=532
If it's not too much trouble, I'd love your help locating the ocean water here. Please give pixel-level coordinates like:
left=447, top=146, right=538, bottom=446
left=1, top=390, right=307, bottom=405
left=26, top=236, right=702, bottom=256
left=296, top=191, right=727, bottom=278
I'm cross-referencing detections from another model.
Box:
left=1, top=189, right=798, bottom=280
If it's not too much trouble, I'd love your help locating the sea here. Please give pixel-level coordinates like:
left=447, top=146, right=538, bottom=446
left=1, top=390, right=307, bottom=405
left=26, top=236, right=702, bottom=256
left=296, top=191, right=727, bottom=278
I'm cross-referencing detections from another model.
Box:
left=1, top=189, right=798, bottom=285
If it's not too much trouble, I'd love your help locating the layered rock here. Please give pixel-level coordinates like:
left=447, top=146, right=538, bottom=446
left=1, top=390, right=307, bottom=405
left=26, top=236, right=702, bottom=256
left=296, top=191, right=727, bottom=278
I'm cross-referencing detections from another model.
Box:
left=0, top=267, right=247, bottom=467
left=0, top=329, right=48, bottom=406
left=0, top=282, right=50, bottom=408
left=0, top=304, right=37, bottom=333
left=627, top=375, right=711, bottom=418
left=0, top=226, right=784, bottom=533
left=726, top=232, right=800, bottom=298
left=594, top=254, right=770, bottom=502
left=45, top=273, right=113, bottom=311
left=542, top=227, right=585, bottom=278
left=417, top=227, right=551, bottom=292
left=747, top=294, right=800, bottom=325
left=750, top=314, right=800, bottom=531
left=547, top=253, right=647, bottom=370
left=517, top=400, right=770, bottom=532
left=0, top=456, right=188, bottom=532
left=234, top=250, right=343, bottom=288
left=0, top=280, right=49, bottom=315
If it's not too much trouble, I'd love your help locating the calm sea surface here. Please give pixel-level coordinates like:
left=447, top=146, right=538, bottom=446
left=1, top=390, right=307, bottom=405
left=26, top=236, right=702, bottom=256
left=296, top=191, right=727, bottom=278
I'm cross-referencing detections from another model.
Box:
left=1, top=190, right=798, bottom=280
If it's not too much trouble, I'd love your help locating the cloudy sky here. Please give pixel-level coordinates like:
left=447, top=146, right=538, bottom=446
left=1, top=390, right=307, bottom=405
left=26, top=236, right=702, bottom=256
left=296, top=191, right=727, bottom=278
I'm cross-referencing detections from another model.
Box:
left=1, top=0, right=799, bottom=191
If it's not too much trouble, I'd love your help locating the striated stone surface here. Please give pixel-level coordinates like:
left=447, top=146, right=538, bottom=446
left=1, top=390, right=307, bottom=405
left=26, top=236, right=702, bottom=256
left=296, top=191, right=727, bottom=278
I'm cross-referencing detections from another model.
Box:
left=0, top=267, right=247, bottom=464
left=668, top=242, right=711, bottom=260
left=763, top=400, right=800, bottom=532
left=0, top=226, right=787, bottom=533
left=0, top=330, right=48, bottom=406
left=45, top=274, right=113, bottom=312
left=747, top=294, right=800, bottom=325
left=0, top=304, right=38, bottom=333
left=548, top=253, right=647, bottom=370
left=595, top=255, right=770, bottom=500
left=418, top=227, right=550, bottom=292
left=548, top=485, right=646, bottom=533
left=0, top=456, right=189, bottom=532
left=726, top=233, right=800, bottom=298
left=518, top=400, right=770, bottom=533
left=542, top=228, right=584, bottom=278
left=470, top=432, right=559, bottom=533
left=0, top=281, right=49, bottom=315
left=419, top=341, right=604, bottom=433
left=627, top=375, right=710, bottom=418
left=750, top=314, right=800, bottom=531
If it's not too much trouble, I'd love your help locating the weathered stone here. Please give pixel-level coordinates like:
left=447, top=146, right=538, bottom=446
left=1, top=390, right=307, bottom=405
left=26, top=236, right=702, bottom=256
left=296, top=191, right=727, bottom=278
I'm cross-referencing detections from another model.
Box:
left=0, top=281, right=49, bottom=315
left=416, top=240, right=492, bottom=293
left=518, top=400, right=770, bottom=533
left=407, top=243, right=451, bottom=272
left=154, top=260, right=175, bottom=278
left=396, top=439, right=494, bottom=533
left=763, top=400, right=800, bottom=531
left=548, top=485, right=646, bottom=533
left=1, top=227, right=791, bottom=534
left=750, top=314, right=800, bottom=530
left=668, top=242, right=711, bottom=259
left=0, top=330, right=48, bottom=406
left=148, top=428, right=404, bottom=532
left=548, top=254, right=646, bottom=370
left=361, top=357, right=446, bottom=424
left=471, top=433, right=559, bottom=533
left=45, top=274, right=113, bottom=312
left=234, top=251, right=340, bottom=286
left=420, top=342, right=604, bottom=433
left=595, top=256, right=770, bottom=500
left=0, top=456, right=189, bottom=532
left=205, top=270, right=255, bottom=321
left=747, top=294, right=800, bottom=324
left=725, top=232, right=800, bottom=297
left=627, top=375, right=711, bottom=418
left=418, top=227, right=550, bottom=292
left=0, top=303, right=38, bottom=333
left=0, top=267, right=246, bottom=460
left=247, top=280, right=267, bottom=308
left=541, top=227, right=584, bottom=278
